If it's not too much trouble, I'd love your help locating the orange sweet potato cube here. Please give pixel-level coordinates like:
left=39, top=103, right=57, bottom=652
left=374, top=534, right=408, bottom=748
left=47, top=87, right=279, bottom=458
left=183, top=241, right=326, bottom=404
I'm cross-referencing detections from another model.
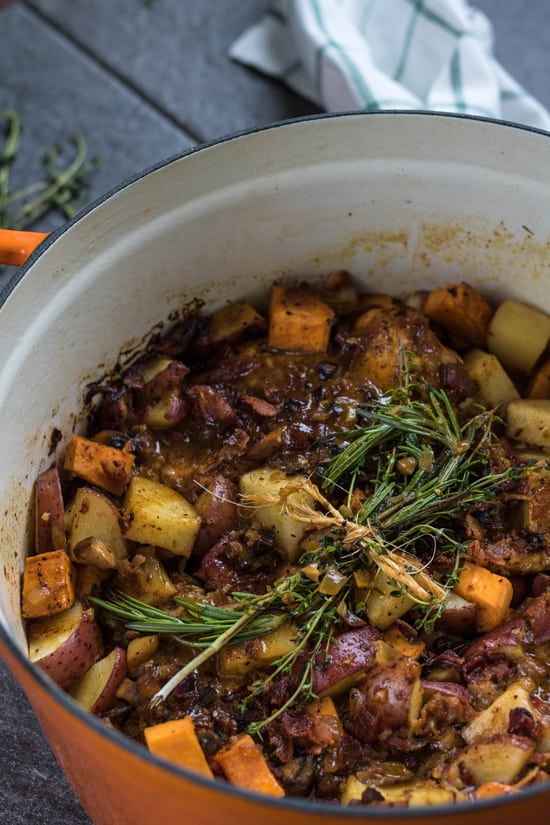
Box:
left=64, top=434, right=134, bottom=496
left=214, top=734, right=285, bottom=797
left=454, top=562, right=513, bottom=633
left=423, top=281, right=493, bottom=349
left=144, top=716, right=213, bottom=778
left=21, top=549, right=75, bottom=619
left=268, top=285, right=334, bottom=353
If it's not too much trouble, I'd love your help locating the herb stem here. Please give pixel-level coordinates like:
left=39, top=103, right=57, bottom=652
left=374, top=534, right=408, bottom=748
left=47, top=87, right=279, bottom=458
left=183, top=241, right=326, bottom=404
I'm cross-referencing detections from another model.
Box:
left=150, top=608, right=258, bottom=708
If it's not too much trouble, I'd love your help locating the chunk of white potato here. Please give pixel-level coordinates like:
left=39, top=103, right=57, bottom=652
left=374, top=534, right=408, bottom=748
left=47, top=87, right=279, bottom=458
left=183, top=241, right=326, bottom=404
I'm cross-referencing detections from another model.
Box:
left=448, top=736, right=535, bottom=787
left=69, top=486, right=127, bottom=561
left=218, top=622, right=297, bottom=677
left=363, top=574, right=415, bottom=630
left=239, top=467, right=315, bottom=562
left=342, top=776, right=465, bottom=807
left=506, top=399, right=550, bottom=448
left=462, top=680, right=540, bottom=744
left=463, top=349, right=519, bottom=408
left=122, top=476, right=201, bottom=556
left=488, top=299, right=550, bottom=374
left=118, top=553, right=177, bottom=606
left=512, top=467, right=550, bottom=532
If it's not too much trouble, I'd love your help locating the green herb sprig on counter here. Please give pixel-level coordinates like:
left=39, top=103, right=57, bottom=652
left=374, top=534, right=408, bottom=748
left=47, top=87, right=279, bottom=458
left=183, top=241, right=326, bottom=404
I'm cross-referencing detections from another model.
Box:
left=92, top=376, right=519, bottom=731
left=0, top=109, right=100, bottom=230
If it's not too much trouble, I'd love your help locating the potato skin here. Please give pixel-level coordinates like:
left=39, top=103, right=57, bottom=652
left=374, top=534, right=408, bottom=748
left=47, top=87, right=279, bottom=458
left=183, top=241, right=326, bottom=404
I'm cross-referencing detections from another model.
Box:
left=28, top=602, right=103, bottom=689
left=193, top=475, right=238, bottom=556
left=349, top=658, right=422, bottom=746
left=312, top=626, right=381, bottom=697
left=70, top=646, right=128, bottom=714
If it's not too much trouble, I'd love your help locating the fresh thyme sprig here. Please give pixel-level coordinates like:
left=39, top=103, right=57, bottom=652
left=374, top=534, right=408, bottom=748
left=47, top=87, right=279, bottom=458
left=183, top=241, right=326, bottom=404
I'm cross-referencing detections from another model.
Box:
left=92, top=378, right=518, bottom=730
left=0, top=109, right=100, bottom=230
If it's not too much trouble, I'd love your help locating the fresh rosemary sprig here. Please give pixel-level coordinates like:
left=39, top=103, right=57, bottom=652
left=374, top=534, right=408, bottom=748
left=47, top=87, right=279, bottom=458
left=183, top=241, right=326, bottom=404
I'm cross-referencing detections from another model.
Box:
left=0, top=109, right=100, bottom=230
left=92, top=378, right=518, bottom=729
left=89, top=591, right=286, bottom=645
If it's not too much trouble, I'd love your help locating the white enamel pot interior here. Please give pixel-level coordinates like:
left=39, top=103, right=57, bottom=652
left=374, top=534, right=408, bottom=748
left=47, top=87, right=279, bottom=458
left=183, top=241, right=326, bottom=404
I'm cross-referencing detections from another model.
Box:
left=1, top=112, right=550, bottom=825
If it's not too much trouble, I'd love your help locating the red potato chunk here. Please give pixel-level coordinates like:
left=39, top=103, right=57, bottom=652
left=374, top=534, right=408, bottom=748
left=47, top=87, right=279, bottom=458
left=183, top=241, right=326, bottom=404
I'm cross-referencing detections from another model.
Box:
left=349, top=658, right=423, bottom=748
left=35, top=466, right=66, bottom=553
left=312, top=626, right=381, bottom=697
left=193, top=475, right=238, bottom=556
left=70, top=646, right=127, bottom=714
left=27, top=600, right=103, bottom=689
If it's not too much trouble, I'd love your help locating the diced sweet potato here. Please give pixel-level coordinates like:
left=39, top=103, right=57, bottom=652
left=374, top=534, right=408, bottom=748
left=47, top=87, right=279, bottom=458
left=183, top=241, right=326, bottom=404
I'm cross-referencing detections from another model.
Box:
left=473, top=781, right=516, bottom=800
left=64, top=434, right=134, bottom=496
left=214, top=734, right=284, bottom=797
left=21, top=549, right=75, bottom=619
left=454, top=562, right=513, bottom=633
left=423, top=281, right=493, bottom=349
left=144, top=716, right=213, bottom=778
left=267, top=284, right=334, bottom=353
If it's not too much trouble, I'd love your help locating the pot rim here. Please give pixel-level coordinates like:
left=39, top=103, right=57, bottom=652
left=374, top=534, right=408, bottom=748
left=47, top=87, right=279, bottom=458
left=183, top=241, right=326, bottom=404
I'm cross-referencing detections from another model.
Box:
left=1, top=109, right=549, bottom=818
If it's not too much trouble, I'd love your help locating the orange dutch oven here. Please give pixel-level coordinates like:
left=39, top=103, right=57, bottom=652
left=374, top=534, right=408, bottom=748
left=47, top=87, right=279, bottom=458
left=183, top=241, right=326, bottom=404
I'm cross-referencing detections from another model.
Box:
left=0, top=112, right=549, bottom=825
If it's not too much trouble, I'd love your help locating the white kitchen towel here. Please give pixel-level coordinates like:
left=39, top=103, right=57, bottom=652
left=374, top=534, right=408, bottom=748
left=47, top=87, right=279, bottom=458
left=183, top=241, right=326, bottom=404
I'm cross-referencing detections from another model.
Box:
left=230, top=0, right=550, bottom=131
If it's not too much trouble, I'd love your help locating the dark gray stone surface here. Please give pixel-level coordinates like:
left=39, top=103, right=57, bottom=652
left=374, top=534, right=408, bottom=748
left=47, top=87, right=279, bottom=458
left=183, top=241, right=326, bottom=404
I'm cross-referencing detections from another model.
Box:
left=1, top=1, right=550, bottom=824
left=0, top=659, right=91, bottom=824
left=25, top=0, right=320, bottom=141
left=0, top=3, right=195, bottom=288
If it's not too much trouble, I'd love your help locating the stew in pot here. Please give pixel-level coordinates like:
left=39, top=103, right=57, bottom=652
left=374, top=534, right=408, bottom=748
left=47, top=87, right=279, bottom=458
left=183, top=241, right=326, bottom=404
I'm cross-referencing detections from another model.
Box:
left=21, top=272, right=550, bottom=807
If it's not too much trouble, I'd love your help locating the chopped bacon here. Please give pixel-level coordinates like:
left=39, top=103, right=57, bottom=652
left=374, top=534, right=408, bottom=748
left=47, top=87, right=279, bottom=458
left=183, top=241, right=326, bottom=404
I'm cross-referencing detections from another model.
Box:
left=524, top=593, right=550, bottom=645
left=463, top=619, right=525, bottom=684
left=192, top=475, right=238, bottom=557
left=188, top=385, right=237, bottom=429
left=241, top=394, right=281, bottom=417
left=468, top=533, right=550, bottom=574
left=196, top=529, right=279, bottom=594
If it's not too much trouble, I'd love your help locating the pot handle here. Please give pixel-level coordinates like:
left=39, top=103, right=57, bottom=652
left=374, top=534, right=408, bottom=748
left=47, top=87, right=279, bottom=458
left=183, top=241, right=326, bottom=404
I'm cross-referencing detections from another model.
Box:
left=0, top=228, right=49, bottom=267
